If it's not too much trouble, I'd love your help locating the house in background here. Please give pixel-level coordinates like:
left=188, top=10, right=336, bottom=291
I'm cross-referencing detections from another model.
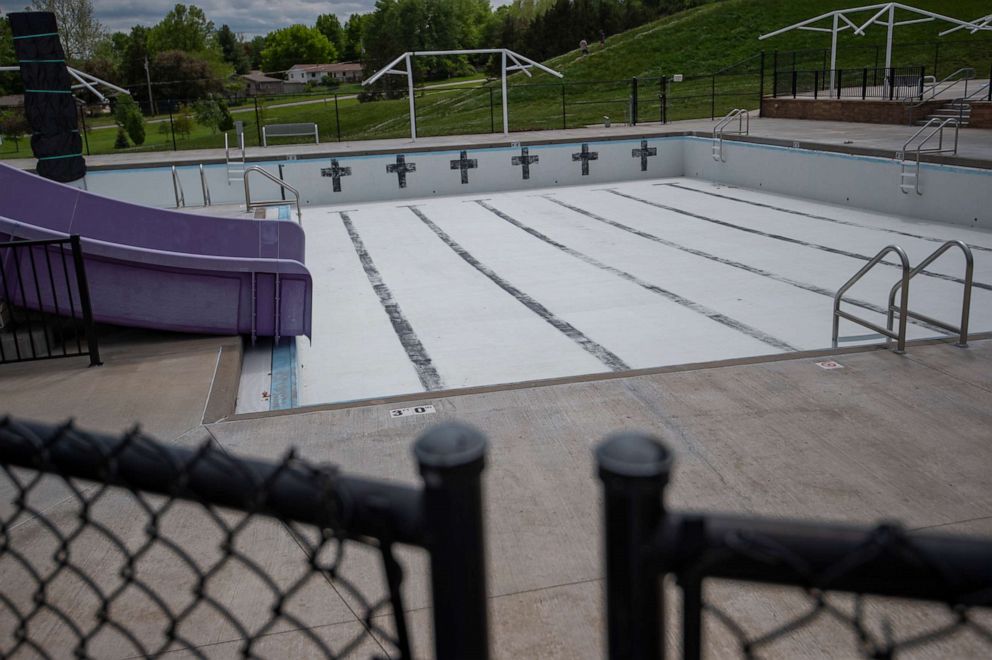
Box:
left=286, top=62, right=364, bottom=84
left=241, top=71, right=305, bottom=95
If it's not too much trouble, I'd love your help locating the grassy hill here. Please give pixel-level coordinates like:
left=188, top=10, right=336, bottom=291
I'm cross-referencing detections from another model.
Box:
left=6, top=0, right=990, bottom=158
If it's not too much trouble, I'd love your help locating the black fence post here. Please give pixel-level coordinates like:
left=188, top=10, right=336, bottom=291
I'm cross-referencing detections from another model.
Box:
left=889, top=67, right=896, bottom=101
left=988, top=64, right=992, bottom=101
left=68, top=235, right=101, bottom=367
left=919, top=66, right=925, bottom=99
left=561, top=83, right=567, bottom=129
left=168, top=111, right=177, bottom=151
left=660, top=76, right=667, bottom=124
left=334, top=94, right=341, bottom=141
left=78, top=104, right=90, bottom=156
left=254, top=96, right=262, bottom=144
left=596, top=432, right=672, bottom=660
left=489, top=87, right=495, bottom=133
left=772, top=51, right=778, bottom=98
left=862, top=68, right=868, bottom=100
left=631, top=77, right=638, bottom=126
left=711, top=75, right=716, bottom=119
left=414, top=423, right=489, bottom=660
left=836, top=67, right=842, bottom=98
left=758, top=51, right=765, bottom=117
left=814, top=70, right=819, bottom=99
left=791, top=70, right=797, bottom=98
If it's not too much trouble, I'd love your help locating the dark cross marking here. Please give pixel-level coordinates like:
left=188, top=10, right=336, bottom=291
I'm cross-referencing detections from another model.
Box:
left=571, top=143, right=598, bottom=176
left=511, top=146, right=539, bottom=180
left=631, top=140, right=657, bottom=171
left=449, top=150, right=478, bottom=184
left=320, top=159, right=351, bottom=192
left=386, top=154, right=416, bottom=189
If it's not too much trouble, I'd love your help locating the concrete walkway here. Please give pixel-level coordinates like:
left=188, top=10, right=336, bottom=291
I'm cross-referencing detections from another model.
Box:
left=3, top=337, right=990, bottom=657
left=7, top=117, right=992, bottom=171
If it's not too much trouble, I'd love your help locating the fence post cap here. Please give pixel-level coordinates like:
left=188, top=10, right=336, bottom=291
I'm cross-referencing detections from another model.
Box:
left=414, top=422, right=487, bottom=470
left=595, top=432, right=672, bottom=481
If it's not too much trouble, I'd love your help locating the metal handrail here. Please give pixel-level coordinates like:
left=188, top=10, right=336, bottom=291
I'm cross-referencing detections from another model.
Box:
left=225, top=131, right=246, bottom=185
left=244, top=166, right=302, bottom=224
left=712, top=108, right=749, bottom=162
left=905, top=67, right=974, bottom=102
left=833, top=245, right=911, bottom=354
left=199, top=164, right=211, bottom=207
left=887, top=240, right=973, bottom=347
left=899, top=117, right=959, bottom=195
left=170, top=165, right=185, bottom=208
left=957, top=80, right=990, bottom=102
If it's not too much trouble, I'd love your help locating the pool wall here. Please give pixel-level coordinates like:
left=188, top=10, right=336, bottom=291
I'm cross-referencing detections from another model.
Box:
left=81, top=135, right=991, bottom=229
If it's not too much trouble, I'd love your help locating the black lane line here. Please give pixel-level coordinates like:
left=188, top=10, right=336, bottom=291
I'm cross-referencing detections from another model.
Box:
left=339, top=212, right=445, bottom=391
left=606, top=189, right=992, bottom=292
left=659, top=181, right=992, bottom=254
left=474, top=200, right=798, bottom=353
left=405, top=205, right=630, bottom=372
left=541, top=195, right=952, bottom=336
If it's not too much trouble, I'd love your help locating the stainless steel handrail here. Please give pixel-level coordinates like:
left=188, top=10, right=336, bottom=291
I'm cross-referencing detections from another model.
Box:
left=833, top=245, right=911, bottom=353
left=244, top=166, right=302, bottom=224
left=198, top=164, right=211, bottom=206
left=899, top=117, right=959, bottom=195
left=887, top=240, right=973, bottom=347
left=225, top=132, right=246, bottom=185
left=712, top=108, right=749, bottom=162
left=171, top=165, right=185, bottom=208
left=905, top=67, right=974, bottom=102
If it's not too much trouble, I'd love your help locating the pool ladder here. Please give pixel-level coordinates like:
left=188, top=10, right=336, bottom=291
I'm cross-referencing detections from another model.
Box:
left=244, top=166, right=303, bottom=224
left=712, top=109, right=749, bottom=162
left=898, top=117, right=959, bottom=195
left=226, top=131, right=246, bottom=185
left=171, top=164, right=212, bottom=208
left=832, top=240, right=973, bottom=353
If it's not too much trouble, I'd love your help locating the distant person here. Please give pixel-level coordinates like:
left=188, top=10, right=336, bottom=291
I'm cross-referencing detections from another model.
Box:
left=580, top=39, right=589, bottom=56
left=600, top=29, right=606, bottom=46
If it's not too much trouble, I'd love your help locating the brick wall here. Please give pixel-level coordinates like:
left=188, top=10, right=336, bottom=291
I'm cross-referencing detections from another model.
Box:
left=968, top=103, right=992, bottom=128
left=761, top=98, right=944, bottom=125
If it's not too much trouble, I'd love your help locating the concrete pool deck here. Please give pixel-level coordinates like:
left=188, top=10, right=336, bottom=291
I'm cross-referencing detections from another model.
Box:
left=5, top=117, right=992, bottom=171
left=2, top=337, right=991, bottom=657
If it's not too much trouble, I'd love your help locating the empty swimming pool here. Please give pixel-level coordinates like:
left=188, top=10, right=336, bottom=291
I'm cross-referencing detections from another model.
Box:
left=236, top=175, right=992, bottom=411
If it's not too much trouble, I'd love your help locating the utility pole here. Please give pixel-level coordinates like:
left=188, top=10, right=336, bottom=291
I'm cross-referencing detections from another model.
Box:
left=144, top=56, right=155, bottom=115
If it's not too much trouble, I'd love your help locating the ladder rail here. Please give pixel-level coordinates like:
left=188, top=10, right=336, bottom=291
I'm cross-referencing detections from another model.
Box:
left=899, top=117, right=959, bottom=195
left=170, top=165, right=185, bottom=208
left=198, top=164, right=211, bottom=206
left=886, top=240, right=974, bottom=347
left=833, top=245, right=911, bottom=353
left=244, top=166, right=303, bottom=224
left=904, top=67, right=975, bottom=102
left=712, top=108, right=749, bottom=162
left=225, top=132, right=246, bottom=185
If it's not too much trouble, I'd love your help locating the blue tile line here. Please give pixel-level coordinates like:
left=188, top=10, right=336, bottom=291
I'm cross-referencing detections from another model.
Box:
left=269, top=338, right=297, bottom=410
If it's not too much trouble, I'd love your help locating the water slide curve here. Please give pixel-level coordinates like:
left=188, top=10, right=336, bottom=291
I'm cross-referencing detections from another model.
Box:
left=0, top=164, right=311, bottom=338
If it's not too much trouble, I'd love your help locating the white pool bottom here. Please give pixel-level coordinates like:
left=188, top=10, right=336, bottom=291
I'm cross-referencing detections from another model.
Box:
left=237, top=176, right=992, bottom=411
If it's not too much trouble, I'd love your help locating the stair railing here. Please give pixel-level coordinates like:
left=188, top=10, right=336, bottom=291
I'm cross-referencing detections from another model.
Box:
left=199, top=164, right=211, bottom=207
left=171, top=165, right=185, bottom=208
left=833, top=245, right=911, bottom=353
left=886, top=240, right=973, bottom=347
left=711, top=108, right=749, bottom=162
left=907, top=67, right=974, bottom=102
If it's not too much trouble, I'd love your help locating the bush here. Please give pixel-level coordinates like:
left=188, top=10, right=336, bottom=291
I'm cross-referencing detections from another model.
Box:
left=193, top=96, right=234, bottom=134
left=113, top=95, right=145, bottom=146
left=0, top=108, right=29, bottom=138
left=113, top=128, right=129, bottom=149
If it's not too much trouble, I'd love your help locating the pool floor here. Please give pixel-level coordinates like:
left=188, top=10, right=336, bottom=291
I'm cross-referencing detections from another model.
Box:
left=237, top=177, right=992, bottom=411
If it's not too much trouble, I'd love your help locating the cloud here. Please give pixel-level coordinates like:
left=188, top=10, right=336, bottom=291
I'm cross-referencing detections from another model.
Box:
left=2, top=1, right=514, bottom=37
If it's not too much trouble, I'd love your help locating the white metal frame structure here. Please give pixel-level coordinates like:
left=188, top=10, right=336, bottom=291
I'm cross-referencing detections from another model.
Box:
left=363, top=49, right=563, bottom=140
left=0, top=65, right=130, bottom=103
left=759, top=4, right=988, bottom=97
left=940, top=13, right=992, bottom=36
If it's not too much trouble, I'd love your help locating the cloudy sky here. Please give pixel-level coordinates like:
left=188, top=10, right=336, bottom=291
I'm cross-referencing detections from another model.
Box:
left=2, top=1, right=512, bottom=36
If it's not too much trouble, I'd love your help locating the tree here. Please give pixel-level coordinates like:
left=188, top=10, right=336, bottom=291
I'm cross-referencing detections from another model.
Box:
left=247, top=35, right=267, bottom=70
left=112, top=94, right=145, bottom=145
left=217, top=24, right=249, bottom=74
left=342, top=14, right=367, bottom=61
left=113, top=127, right=129, bottom=149
left=31, top=0, right=105, bottom=62
left=261, top=25, right=336, bottom=74
left=147, top=4, right=216, bottom=55
left=192, top=95, right=233, bottom=133
left=315, top=14, right=345, bottom=57
left=151, top=50, right=225, bottom=100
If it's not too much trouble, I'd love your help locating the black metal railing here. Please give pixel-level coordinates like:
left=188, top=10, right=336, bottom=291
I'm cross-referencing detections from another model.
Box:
left=597, top=432, right=992, bottom=659
left=772, top=66, right=928, bottom=101
left=0, top=418, right=489, bottom=659
left=0, top=236, right=100, bottom=367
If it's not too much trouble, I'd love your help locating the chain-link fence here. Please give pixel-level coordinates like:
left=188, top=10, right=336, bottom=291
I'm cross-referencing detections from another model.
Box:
left=597, top=432, right=992, bottom=659
left=0, top=417, right=489, bottom=659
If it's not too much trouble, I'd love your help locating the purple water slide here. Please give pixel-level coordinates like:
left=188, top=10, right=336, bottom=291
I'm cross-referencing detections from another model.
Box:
left=0, top=164, right=311, bottom=338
